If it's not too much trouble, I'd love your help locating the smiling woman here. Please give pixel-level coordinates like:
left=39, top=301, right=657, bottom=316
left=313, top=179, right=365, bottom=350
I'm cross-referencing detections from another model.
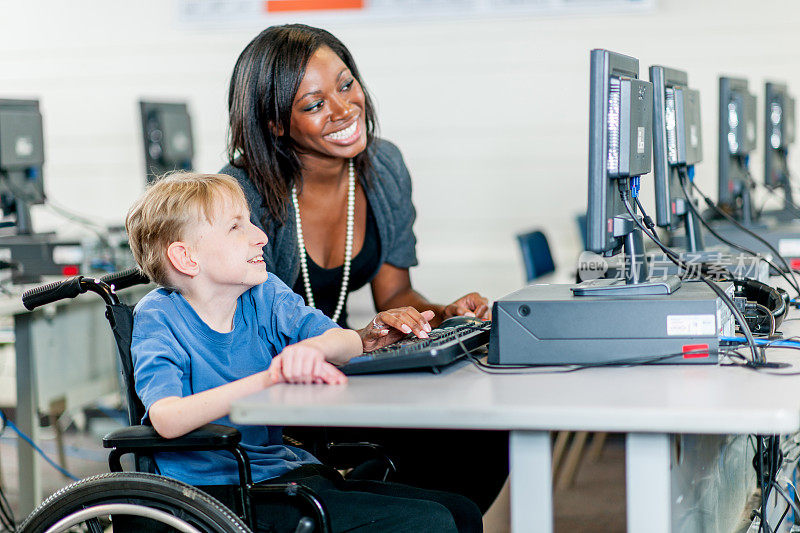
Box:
left=221, top=23, right=508, bottom=515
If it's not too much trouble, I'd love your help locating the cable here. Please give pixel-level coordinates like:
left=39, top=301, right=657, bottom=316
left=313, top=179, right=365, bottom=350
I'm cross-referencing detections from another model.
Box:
left=0, top=416, right=15, bottom=533
left=677, top=168, right=800, bottom=298
left=759, top=437, right=769, bottom=533
left=43, top=201, right=118, bottom=269
left=684, top=170, right=800, bottom=297
left=619, top=183, right=761, bottom=364
left=721, top=336, right=800, bottom=349
left=744, top=164, right=800, bottom=219
left=0, top=410, right=79, bottom=482
left=754, top=303, right=776, bottom=337
left=757, top=181, right=800, bottom=219
left=633, top=196, right=735, bottom=280
left=466, top=346, right=731, bottom=374
left=0, top=483, right=14, bottom=533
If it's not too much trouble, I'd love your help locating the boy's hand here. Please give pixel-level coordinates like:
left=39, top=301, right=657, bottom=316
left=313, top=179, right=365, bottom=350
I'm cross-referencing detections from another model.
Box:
left=268, top=348, right=347, bottom=385
left=359, top=308, right=435, bottom=352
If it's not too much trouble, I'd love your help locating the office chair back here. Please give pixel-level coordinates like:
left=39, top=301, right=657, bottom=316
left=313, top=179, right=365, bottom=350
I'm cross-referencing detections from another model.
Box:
left=517, top=230, right=556, bottom=281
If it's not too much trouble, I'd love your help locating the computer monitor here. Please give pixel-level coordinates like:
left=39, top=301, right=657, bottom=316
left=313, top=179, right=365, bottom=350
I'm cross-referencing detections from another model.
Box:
left=580, top=49, right=679, bottom=296
left=718, top=77, right=758, bottom=224
left=650, top=66, right=704, bottom=251
left=0, top=99, right=45, bottom=234
left=763, top=82, right=795, bottom=212
left=139, top=101, right=194, bottom=183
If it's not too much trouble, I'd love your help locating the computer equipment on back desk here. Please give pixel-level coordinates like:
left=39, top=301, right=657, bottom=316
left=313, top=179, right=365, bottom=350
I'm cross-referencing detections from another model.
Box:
left=339, top=320, right=492, bottom=375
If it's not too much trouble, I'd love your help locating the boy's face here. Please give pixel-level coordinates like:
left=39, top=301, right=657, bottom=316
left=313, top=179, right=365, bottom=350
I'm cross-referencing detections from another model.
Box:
left=187, top=193, right=269, bottom=292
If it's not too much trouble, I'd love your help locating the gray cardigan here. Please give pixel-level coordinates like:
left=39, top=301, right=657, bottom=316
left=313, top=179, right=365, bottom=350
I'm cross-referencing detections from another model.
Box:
left=220, top=138, right=418, bottom=289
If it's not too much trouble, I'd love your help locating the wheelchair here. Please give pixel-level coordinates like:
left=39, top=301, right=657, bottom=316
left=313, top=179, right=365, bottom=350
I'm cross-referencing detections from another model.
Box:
left=18, top=269, right=392, bottom=533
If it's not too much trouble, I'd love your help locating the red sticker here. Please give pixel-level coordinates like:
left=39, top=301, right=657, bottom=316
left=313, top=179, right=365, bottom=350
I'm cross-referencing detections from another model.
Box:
left=791, top=258, right=800, bottom=271
left=61, top=265, right=79, bottom=276
left=682, top=344, right=709, bottom=359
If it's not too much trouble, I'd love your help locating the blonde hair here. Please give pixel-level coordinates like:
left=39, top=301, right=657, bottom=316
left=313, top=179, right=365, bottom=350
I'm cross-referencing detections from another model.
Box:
left=126, top=171, right=248, bottom=287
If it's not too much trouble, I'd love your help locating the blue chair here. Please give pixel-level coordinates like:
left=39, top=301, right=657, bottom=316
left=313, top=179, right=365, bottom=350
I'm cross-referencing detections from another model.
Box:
left=576, top=214, right=588, bottom=251
left=516, top=230, right=556, bottom=282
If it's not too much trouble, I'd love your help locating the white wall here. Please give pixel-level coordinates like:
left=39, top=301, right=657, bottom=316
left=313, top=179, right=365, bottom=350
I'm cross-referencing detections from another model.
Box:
left=2, top=0, right=799, bottom=304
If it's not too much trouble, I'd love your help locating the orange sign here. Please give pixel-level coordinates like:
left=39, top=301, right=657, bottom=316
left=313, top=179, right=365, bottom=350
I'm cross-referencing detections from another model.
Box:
left=265, top=0, right=364, bottom=12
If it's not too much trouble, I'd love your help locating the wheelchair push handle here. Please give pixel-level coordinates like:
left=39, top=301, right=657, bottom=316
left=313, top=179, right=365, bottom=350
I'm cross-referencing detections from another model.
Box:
left=22, top=274, right=127, bottom=310
left=22, top=276, right=88, bottom=310
left=100, top=268, right=150, bottom=292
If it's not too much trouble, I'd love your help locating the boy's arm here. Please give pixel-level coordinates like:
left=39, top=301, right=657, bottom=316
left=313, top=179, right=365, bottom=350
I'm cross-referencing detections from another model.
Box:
left=149, top=357, right=347, bottom=439
left=281, top=328, right=361, bottom=368
left=148, top=370, right=275, bottom=440
left=276, top=328, right=362, bottom=382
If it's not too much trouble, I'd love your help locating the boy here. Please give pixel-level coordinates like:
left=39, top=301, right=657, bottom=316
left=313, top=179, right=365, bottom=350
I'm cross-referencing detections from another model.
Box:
left=126, top=172, right=480, bottom=532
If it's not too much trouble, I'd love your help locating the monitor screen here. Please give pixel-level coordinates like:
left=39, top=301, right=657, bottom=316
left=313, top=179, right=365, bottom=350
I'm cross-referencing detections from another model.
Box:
left=650, top=66, right=703, bottom=230
left=139, top=101, right=194, bottom=183
left=586, top=49, right=653, bottom=255
left=0, top=99, right=45, bottom=233
left=764, top=82, right=795, bottom=189
left=718, top=77, right=757, bottom=209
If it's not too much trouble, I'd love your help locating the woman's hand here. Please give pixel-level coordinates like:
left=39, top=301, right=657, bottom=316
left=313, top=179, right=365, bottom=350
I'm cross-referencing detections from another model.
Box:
left=442, top=293, right=491, bottom=320
left=268, top=346, right=347, bottom=385
left=359, top=308, right=435, bottom=352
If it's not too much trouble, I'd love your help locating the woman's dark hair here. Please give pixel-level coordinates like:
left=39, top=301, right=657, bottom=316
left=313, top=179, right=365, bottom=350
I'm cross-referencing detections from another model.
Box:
left=227, top=24, right=377, bottom=225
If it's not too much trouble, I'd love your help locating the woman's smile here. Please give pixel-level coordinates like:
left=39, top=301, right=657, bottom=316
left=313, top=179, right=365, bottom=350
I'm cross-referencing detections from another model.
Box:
left=324, top=118, right=361, bottom=145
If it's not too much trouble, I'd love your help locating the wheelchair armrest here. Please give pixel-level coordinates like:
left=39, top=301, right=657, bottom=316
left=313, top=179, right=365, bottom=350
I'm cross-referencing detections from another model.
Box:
left=324, top=442, right=386, bottom=468
left=249, top=482, right=331, bottom=533
left=103, top=423, right=241, bottom=452
left=325, top=442, right=396, bottom=480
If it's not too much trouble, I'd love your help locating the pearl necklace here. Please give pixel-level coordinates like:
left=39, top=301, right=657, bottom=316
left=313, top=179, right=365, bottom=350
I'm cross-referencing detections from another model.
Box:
left=292, top=159, right=355, bottom=323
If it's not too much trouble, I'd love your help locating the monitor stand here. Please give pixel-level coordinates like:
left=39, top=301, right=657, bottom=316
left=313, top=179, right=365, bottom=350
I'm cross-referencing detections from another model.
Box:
left=572, top=225, right=681, bottom=296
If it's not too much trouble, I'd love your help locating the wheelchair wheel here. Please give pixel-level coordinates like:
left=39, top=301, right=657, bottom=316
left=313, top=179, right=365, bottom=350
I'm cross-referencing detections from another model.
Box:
left=19, top=472, right=251, bottom=533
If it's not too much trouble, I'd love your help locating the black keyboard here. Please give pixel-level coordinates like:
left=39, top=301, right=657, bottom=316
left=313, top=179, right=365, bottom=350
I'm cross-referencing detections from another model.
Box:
left=339, top=321, right=492, bottom=375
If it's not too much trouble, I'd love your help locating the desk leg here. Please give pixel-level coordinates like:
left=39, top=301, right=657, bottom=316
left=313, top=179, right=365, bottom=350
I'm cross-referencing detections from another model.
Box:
left=626, top=432, right=670, bottom=533
left=510, top=430, right=552, bottom=533
left=15, top=314, right=40, bottom=517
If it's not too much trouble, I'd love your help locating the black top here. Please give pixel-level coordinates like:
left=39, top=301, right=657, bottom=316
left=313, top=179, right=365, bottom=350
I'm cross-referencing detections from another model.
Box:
left=292, top=202, right=381, bottom=328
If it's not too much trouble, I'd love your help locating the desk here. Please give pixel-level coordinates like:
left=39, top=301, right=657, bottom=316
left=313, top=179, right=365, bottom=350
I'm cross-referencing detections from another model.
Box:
left=231, top=327, right=800, bottom=532
left=4, top=285, right=148, bottom=516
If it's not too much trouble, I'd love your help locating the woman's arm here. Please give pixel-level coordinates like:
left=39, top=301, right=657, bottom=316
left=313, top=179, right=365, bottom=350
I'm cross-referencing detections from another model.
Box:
left=370, top=263, right=490, bottom=328
left=371, top=263, right=444, bottom=325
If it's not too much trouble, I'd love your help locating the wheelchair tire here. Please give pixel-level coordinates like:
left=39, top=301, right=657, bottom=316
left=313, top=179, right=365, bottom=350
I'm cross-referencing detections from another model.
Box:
left=19, top=472, right=251, bottom=533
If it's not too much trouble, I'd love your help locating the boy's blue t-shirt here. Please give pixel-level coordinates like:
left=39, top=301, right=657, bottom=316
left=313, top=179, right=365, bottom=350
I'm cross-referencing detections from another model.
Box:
left=132, top=274, right=338, bottom=486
